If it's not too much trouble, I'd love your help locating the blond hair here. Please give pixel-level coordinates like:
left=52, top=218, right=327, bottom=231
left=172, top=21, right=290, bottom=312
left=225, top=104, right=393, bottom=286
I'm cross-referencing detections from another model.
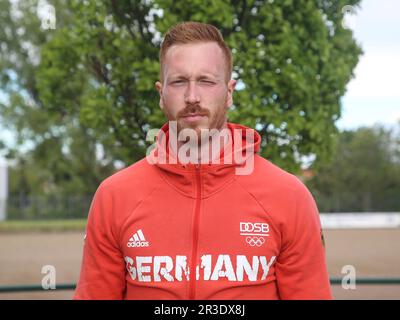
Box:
left=159, top=21, right=232, bottom=82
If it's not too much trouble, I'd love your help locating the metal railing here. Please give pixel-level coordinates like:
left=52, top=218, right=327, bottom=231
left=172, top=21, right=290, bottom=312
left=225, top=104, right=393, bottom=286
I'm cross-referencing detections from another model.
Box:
left=4, top=195, right=93, bottom=220
left=1, top=278, right=400, bottom=293
left=0, top=283, right=76, bottom=293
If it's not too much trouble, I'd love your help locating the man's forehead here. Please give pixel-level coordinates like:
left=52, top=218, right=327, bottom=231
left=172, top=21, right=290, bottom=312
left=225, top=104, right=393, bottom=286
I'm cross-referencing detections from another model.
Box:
left=163, top=42, right=225, bottom=78
left=166, top=41, right=224, bottom=58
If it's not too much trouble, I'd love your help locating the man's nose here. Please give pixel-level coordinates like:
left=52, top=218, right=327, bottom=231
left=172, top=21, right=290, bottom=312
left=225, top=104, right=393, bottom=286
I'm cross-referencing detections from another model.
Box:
left=184, top=81, right=200, bottom=104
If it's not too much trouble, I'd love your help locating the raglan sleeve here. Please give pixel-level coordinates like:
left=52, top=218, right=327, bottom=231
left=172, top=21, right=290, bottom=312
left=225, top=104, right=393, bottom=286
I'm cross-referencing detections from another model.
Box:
left=73, top=183, right=126, bottom=299
left=275, top=179, right=333, bottom=300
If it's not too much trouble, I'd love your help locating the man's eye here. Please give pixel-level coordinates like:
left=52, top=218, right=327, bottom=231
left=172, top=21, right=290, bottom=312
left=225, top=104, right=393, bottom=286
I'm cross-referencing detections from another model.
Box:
left=200, top=80, right=215, bottom=85
left=172, top=80, right=184, bottom=84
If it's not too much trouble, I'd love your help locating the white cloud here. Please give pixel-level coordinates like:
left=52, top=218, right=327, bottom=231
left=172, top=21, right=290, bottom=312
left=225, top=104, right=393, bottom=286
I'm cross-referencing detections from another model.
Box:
left=340, top=0, right=400, bottom=128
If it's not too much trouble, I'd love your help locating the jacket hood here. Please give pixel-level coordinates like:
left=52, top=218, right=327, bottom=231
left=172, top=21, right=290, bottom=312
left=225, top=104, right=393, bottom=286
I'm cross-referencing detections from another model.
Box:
left=146, top=122, right=262, bottom=198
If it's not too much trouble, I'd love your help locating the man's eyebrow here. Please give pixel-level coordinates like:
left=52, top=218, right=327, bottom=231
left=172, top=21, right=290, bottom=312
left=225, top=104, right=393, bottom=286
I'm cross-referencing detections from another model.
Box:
left=169, top=75, right=186, bottom=80
left=169, top=73, right=220, bottom=79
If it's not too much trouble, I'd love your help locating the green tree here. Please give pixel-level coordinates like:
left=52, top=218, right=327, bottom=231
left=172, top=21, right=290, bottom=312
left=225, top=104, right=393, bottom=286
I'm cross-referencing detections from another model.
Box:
left=1, top=0, right=363, bottom=207
left=306, top=125, right=400, bottom=212
left=35, top=0, right=362, bottom=173
left=0, top=0, right=116, bottom=199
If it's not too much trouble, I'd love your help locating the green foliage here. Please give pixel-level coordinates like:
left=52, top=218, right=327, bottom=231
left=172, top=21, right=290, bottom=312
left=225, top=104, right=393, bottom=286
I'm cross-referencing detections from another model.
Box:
left=35, top=0, right=362, bottom=173
left=37, top=0, right=165, bottom=164
left=307, top=125, right=400, bottom=212
left=1, top=0, right=363, bottom=203
left=0, top=0, right=115, bottom=197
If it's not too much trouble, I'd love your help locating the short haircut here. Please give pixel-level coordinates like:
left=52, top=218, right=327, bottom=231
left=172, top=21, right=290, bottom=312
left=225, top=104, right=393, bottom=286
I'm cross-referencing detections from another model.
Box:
left=159, top=21, right=232, bottom=82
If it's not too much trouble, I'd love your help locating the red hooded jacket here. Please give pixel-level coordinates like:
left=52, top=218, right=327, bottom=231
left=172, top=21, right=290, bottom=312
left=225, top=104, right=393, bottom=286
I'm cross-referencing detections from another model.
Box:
left=74, top=122, right=332, bottom=300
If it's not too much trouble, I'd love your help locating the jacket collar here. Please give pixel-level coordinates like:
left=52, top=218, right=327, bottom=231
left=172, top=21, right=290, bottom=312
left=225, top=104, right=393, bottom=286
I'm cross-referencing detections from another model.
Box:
left=147, top=122, right=262, bottom=198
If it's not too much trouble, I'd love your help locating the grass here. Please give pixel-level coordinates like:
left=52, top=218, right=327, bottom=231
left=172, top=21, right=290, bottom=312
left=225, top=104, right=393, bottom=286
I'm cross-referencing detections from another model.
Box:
left=0, top=219, right=87, bottom=233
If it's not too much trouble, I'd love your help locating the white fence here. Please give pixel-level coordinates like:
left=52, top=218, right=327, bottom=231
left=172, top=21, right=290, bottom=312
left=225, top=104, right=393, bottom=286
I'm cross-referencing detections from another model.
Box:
left=320, top=213, right=400, bottom=229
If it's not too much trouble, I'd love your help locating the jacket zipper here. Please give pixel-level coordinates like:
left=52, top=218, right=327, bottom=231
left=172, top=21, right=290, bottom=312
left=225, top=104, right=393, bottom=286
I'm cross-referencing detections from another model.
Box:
left=189, top=165, right=202, bottom=300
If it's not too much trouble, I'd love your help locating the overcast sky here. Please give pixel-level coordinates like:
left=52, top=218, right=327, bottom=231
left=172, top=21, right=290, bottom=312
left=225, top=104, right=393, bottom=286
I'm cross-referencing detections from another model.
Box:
left=336, top=0, right=400, bottom=129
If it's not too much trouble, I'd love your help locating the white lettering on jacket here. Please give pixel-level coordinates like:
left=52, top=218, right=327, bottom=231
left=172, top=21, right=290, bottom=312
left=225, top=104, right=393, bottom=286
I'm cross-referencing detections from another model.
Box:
left=124, top=254, right=276, bottom=282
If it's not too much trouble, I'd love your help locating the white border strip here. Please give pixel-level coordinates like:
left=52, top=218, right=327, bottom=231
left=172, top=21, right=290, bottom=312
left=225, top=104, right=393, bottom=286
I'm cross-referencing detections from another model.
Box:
left=320, top=213, right=400, bottom=229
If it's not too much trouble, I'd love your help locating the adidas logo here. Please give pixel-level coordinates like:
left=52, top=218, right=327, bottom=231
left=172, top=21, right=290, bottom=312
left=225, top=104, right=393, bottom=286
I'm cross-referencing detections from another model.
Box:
left=127, top=229, right=150, bottom=248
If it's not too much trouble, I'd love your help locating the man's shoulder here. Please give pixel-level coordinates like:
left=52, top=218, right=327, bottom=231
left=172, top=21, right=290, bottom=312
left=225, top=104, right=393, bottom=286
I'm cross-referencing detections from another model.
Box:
left=236, top=155, right=317, bottom=223
left=238, top=155, right=310, bottom=196
left=99, top=157, right=161, bottom=193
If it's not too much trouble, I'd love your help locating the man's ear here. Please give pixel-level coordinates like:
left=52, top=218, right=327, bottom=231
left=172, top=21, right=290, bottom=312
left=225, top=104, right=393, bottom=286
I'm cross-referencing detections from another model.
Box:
left=226, top=79, right=237, bottom=108
left=155, top=81, right=163, bottom=109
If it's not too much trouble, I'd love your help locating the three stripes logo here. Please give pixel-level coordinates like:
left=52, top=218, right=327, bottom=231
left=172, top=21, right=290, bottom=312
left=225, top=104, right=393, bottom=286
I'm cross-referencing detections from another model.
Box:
left=127, top=229, right=150, bottom=248
left=240, top=222, right=269, bottom=247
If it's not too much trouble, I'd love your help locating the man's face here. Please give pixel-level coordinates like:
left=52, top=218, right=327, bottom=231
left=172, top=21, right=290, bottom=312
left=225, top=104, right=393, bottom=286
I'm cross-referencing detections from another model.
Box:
left=155, top=42, right=236, bottom=135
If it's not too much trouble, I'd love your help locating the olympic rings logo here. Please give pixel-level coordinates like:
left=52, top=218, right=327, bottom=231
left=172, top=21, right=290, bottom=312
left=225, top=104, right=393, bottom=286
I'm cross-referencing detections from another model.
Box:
left=245, top=236, right=266, bottom=247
